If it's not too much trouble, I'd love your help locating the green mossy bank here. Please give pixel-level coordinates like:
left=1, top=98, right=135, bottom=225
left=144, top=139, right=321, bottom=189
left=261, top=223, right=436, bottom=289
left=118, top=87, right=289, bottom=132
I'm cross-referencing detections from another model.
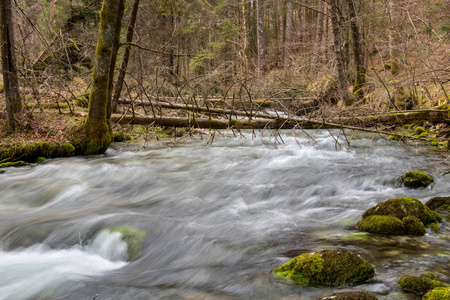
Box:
left=0, top=141, right=75, bottom=167
left=0, top=131, right=133, bottom=168
left=273, top=249, right=374, bottom=286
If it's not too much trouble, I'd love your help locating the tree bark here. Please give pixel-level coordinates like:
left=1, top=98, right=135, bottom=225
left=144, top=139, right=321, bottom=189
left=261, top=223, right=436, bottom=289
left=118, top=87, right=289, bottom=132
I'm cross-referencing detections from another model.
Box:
left=83, top=0, right=125, bottom=155
left=1, top=0, right=22, bottom=131
left=112, top=0, right=140, bottom=113
left=283, top=0, right=293, bottom=70
left=330, top=0, right=350, bottom=105
left=346, top=0, right=365, bottom=99
left=256, top=0, right=265, bottom=76
left=312, top=0, right=325, bottom=74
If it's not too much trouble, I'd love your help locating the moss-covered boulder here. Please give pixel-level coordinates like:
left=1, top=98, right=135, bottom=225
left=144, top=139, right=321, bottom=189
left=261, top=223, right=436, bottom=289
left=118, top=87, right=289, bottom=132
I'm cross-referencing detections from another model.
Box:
left=426, top=197, right=450, bottom=211
left=398, top=273, right=448, bottom=296
left=423, top=287, right=450, bottom=300
left=356, top=215, right=405, bottom=235
left=402, top=171, right=434, bottom=188
left=402, top=216, right=426, bottom=236
left=315, top=291, right=378, bottom=300
left=362, top=197, right=440, bottom=225
left=273, top=249, right=375, bottom=286
left=0, top=161, right=26, bottom=168
left=108, top=226, right=146, bottom=261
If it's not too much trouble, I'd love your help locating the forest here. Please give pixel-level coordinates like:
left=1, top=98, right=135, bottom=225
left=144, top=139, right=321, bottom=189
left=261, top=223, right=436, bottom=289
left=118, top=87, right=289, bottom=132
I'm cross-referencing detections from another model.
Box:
left=1, top=1, right=450, bottom=300
left=0, top=0, right=449, bottom=161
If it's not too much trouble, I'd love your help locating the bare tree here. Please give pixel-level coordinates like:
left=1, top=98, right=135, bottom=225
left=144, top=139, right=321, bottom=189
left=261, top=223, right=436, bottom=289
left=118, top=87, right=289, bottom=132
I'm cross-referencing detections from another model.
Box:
left=1, top=0, right=22, bottom=131
left=112, top=0, right=140, bottom=113
left=283, top=0, right=293, bottom=70
left=346, top=0, right=365, bottom=99
left=257, top=0, right=265, bottom=76
left=330, top=0, right=350, bottom=105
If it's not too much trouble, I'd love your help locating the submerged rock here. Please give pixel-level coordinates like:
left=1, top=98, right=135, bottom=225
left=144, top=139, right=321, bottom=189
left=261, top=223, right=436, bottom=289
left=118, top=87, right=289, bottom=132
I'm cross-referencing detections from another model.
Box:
left=108, top=226, right=146, bottom=261
left=398, top=273, right=448, bottom=296
left=356, top=215, right=405, bottom=235
left=426, top=197, right=450, bottom=211
left=315, top=291, right=379, bottom=300
left=402, top=171, right=434, bottom=188
left=273, top=249, right=374, bottom=286
left=423, top=287, right=450, bottom=300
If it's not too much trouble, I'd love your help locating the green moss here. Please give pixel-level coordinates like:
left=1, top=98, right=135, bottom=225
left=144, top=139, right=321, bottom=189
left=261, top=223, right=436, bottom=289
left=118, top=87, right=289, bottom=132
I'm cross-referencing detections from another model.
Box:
left=415, top=126, right=426, bottom=134
left=362, top=197, right=439, bottom=225
left=399, top=275, right=448, bottom=296
left=357, top=215, right=405, bottom=235
left=402, top=171, right=434, bottom=188
left=273, top=249, right=374, bottom=286
left=402, top=216, right=426, bottom=236
left=253, top=100, right=273, bottom=107
left=429, top=223, right=440, bottom=232
left=426, top=197, right=450, bottom=211
left=317, top=291, right=379, bottom=300
left=113, top=131, right=132, bottom=142
left=342, top=232, right=371, bottom=241
left=0, top=161, right=26, bottom=168
left=423, top=287, right=450, bottom=300
left=36, top=157, right=46, bottom=164
left=108, top=226, right=146, bottom=261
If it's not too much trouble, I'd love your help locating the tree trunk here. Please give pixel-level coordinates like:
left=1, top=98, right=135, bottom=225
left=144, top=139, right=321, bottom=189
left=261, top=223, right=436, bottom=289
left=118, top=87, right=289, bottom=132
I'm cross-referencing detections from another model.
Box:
left=346, top=0, right=365, bottom=99
left=283, top=0, right=293, bottom=70
left=112, top=0, right=140, bottom=113
left=330, top=0, right=350, bottom=105
left=83, top=0, right=125, bottom=155
left=1, top=0, right=22, bottom=131
left=312, top=0, right=325, bottom=74
left=256, top=0, right=265, bottom=76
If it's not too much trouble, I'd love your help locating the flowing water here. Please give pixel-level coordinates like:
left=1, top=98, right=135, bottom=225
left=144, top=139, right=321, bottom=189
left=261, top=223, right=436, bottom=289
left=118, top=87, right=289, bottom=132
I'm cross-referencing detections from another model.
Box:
left=0, top=130, right=449, bottom=300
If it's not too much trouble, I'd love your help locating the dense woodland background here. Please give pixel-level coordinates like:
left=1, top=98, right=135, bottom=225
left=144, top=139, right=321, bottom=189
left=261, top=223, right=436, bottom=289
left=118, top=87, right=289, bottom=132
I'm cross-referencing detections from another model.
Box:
left=1, top=0, right=450, bottom=152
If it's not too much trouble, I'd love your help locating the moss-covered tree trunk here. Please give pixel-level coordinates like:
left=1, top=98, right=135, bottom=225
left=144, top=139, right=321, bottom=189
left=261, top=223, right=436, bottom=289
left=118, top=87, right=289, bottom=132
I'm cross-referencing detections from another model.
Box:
left=83, top=0, right=125, bottom=155
left=1, top=0, right=22, bottom=131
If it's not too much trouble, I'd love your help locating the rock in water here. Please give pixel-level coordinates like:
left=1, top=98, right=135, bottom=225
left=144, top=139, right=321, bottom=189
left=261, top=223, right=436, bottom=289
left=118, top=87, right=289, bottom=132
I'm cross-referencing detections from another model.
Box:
left=402, top=171, right=433, bottom=188
left=273, top=249, right=374, bottom=286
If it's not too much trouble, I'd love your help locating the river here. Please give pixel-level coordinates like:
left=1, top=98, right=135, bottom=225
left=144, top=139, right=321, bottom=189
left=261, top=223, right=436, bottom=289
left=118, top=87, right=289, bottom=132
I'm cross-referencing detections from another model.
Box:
left=0, top=130, right=448, bottom=300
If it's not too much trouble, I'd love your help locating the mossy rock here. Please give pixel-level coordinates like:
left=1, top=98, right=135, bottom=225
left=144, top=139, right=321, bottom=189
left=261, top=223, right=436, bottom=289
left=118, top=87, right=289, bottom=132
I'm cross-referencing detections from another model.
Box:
left=108, top=226, right=146, bottom=261
left=402, top=216, right=426, bottom=236
left=273, top=249, right=375, bottom=286
left=402, top=171, right=434, bottom=188
left=398, top=274, right=448, bottom=296
left=356, top=215, right=405, bottom=235
left=423, top=287, right=450, bottom=299
left=362, top=197, right=440, bottom=225
left=113, top=132, right=132, bottom=142
left=429, top=223, right=440, bottom=232
left=315, top=291, right=379, bottom=300
left=0, top=161, right=26, bottom=168
left=426, top=197, right=450, bottom=211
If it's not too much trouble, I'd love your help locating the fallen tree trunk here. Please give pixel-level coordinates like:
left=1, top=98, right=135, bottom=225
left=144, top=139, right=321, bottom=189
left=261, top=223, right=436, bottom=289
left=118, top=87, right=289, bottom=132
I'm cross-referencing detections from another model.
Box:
left=339, top=110, right=450, bottom=127
left=111, top=114, right=292, bottom=129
